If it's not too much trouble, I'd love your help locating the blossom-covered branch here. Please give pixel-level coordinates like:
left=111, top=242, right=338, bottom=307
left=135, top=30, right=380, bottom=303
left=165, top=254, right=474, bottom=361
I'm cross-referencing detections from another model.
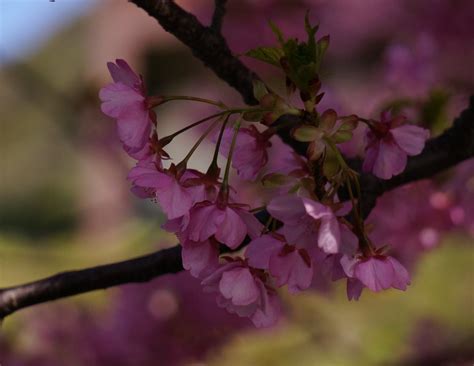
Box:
left=1, top=2, right=472, bottom=325
left=0, top=99, right=471, bottom=320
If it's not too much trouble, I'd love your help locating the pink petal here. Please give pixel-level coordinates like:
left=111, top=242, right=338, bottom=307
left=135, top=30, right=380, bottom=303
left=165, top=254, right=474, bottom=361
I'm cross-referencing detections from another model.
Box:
left=391, top=125, right=429, bottom=156
left=251, top=282, right=281, bottom=328
left=216, top=294, right=258, bottom=317
left=354, top=257, right=394, bottom=292
left=219, top=268, right=259, bottom=306
left=346, top=278, right=364, bottom=301
left=127, top=164, right=169, bottom=189
left=237, top=209, right=264, bottom=239
left=215, top=207, right=248, bottom=249
left=107, top=59, right=140, bottom=87
left=269, top=248, right=313, bottom=293
left=267, top=195, right=306, bottom=224
left=282, top=219, right=317, bottom=248
left=181, top=240, right=219, bottom=278
left=317, top=215, right=341, bottom=254
left=265, top=136, right=307, bottom=175
left=130, top=186, right=153, bottom=199
left=372, top=140, right=407, bottom=179
left=187, top=204, right=225, bottom=243
left=116, top=107, right=152, bottom=150
left=245, top=235, right=284, bottom=269
left=387, top=256, right=411, bottom=290
left=161, top=216, right=189, bottom=235
left=99, top=82, right=144, bottom=118
left=155, top=177, right=193, bottom=219
left=340, top=255, right=358, bottom=277
left=201, top=261, right=241, bottom=288
left=302, top=198, right=332, bottom=220
left=340, top=224, right=358, bottom=256
left=362, top=142, right=380, bottom=173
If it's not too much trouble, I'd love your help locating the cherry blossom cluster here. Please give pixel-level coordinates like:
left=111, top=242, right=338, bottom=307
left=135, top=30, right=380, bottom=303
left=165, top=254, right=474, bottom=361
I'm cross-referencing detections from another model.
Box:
left=99, top=20, right=429, bottom=327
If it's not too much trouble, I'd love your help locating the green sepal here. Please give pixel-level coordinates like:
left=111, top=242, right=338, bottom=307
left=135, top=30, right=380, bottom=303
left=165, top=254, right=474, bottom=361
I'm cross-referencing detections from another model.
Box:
left=293, top=125, right=321, bottom=142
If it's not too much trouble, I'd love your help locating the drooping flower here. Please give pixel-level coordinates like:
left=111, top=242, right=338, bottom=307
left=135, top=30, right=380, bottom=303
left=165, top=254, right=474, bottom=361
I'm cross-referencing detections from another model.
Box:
left=184, top=199, right=263, bottom=249
left=128, top=164, right=218, bottom=220
left=219, top=125, right=271, bottom=180
left=181, top=238, right=219, bottom=278
left=341, top=253, right=411, bottom=299
left=99, top=59, right=155, bottom=151
left=362, top=111, right=429, bottom=179
left=245, top=233, right=313, bottom=293
left=124, top=132, right=170, bottom=164
left=201, top=259, right=281, bottom=327
left=267, top=195, right=343, bottom=254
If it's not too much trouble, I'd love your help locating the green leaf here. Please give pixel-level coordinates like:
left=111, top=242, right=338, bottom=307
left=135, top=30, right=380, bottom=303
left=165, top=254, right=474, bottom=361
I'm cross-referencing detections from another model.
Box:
left=245, top=47, right=284, bottom=67
left=317, top=35, right=330, bottom=55
left=269, top=21, right=285, bottom=44
left=304, top=11, right=319, bottom=56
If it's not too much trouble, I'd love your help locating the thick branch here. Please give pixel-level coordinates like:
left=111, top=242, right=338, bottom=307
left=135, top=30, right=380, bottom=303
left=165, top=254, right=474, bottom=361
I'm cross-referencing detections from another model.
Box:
left=0, top=246, right=182, bottom=318
left=130, top=0, right=258, bottom=105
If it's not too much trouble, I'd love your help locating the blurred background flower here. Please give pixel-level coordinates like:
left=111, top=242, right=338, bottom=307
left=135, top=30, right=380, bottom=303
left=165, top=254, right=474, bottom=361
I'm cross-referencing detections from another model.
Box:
left=0, top=0, right=472, bottom=365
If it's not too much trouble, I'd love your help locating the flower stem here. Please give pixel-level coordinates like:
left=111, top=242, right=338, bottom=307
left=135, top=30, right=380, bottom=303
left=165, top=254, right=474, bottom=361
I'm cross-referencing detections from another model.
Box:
left=159, top=111, right=228, bottom=146
left=177, top=117, right=223, bottom=169
left=220, top=118, right=242, bottom=200
left=323, top=137, right=350, bottom=171
left=207, top=113, right=231, bottom=176
left=160, top=95, right=227, bottom=109
left=345, top=176, right=372, bottom=255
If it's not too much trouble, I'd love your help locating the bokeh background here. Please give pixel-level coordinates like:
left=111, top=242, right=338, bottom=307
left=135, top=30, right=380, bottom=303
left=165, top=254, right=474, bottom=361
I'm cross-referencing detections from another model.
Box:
left=0, top=0, right=473, bottom=365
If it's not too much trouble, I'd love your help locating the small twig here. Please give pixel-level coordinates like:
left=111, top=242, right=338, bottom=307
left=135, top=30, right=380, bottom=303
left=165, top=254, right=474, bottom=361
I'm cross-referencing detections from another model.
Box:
left=211, top=0, right=227, bottom=33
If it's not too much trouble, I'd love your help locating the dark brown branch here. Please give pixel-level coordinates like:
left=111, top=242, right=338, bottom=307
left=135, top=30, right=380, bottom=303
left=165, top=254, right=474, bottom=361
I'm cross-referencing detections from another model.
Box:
left=211, top=0, right=227, bottom=33
left=130, top=0, right=258, bottom=105
left=0, top=247, right=183, bottom=319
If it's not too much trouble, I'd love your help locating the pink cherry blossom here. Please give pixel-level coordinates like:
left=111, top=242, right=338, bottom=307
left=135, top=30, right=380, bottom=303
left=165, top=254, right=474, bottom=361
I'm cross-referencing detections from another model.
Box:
left=245, top=234, right=313, bottom=293
left=181, top=238, right=219, bottom=278
left=127, top=159, right=165, bottom=199
left=99, top=59, right=154, bottom=151
left=362, top=112, right=429, bottom=179
left=219, top=125, right=271, bottom=180
left=341, top=254, right=411, bottom=296
left=267, top=195, right=343, bottom=254
left=184, top=200, right=263, bottom=249
left=128, top=163, right=220, bottom=220
left=127, top=163, right=193, bottom=219
left=201, top=260, right=280, bottom=327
